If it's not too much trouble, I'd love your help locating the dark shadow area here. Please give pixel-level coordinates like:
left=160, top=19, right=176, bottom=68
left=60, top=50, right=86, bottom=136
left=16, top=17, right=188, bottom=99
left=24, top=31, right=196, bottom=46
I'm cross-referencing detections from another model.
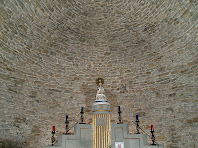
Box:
left=0, top=139, right=27, bottom=148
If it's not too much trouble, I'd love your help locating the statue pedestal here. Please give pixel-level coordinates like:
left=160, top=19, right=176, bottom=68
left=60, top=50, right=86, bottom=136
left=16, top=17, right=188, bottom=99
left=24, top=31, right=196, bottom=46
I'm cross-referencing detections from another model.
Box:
left=92, top=102, right=111, bottom=148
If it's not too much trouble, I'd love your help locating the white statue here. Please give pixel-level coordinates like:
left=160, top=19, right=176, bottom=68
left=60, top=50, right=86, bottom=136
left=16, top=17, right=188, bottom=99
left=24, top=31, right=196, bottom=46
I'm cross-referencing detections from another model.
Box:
left=96, top=78, right=106, bottom=101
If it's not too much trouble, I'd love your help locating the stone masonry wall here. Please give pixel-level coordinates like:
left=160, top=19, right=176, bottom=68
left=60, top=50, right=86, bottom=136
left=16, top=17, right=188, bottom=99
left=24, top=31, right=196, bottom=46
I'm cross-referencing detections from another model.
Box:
left=0, top=0, right=198, bottom=148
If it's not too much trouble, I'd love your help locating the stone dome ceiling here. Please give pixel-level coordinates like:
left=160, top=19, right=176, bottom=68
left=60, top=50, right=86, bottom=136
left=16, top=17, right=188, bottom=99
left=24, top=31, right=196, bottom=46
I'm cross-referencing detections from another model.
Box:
left=0, top=0, right=198, bottom=148
left=1, top=0, right=197, bottom=55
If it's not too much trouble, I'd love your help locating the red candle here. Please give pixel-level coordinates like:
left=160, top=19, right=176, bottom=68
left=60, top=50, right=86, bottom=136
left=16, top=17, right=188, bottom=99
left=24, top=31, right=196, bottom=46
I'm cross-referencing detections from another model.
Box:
left=151, top=125, right=153, bottom=131
left=53, top=126, right=55, bottom=131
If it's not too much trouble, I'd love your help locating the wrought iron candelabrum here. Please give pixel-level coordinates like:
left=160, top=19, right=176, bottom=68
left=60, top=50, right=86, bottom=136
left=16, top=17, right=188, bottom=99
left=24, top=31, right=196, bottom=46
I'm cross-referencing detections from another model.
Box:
left=135, top=115, right=140, bottom=134
left=151, top=128, right=156, bottom=145
left=65, top=115, right=69, bottom=134
left=51, top=129, right=55, bottom=146
left=117, top=106, right=122, bottom=124
left=79, top=107, right=86, bottom=124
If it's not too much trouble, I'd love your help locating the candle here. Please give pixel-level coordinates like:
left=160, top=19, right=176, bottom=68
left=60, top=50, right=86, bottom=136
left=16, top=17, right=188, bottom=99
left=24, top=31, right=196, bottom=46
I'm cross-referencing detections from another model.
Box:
left=81, top=107, right=83, bottom=112
left=66, top=115, right=68, bottom=121
left=151, top=125, right=154, bottom=131
left=53, top=126, right=55, bottom=131
left=136, top=115, right=139, bottom=121
left=118, top=106, right=120, bottom=111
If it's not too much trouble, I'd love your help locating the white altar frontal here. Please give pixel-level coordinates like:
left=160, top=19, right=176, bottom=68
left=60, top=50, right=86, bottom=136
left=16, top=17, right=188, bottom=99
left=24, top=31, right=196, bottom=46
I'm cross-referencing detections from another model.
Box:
left=43, top=78, right=164, bottom=148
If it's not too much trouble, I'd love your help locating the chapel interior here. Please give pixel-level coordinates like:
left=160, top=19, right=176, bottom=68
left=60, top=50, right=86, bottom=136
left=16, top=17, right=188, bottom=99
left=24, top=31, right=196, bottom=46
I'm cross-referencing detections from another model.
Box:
left=0, top=0, right=198, bottom=148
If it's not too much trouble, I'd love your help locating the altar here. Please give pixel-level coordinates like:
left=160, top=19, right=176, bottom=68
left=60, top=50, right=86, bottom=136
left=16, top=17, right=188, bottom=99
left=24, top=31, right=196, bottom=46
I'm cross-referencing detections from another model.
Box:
left=43, top=78, right=164, bottom=148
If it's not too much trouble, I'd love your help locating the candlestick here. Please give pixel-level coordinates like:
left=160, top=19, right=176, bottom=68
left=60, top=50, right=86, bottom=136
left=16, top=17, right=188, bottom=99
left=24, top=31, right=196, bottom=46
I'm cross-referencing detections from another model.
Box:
left=65, top=115, right=69, bottom=134
left=79, top=107, right=85, bottom=124
left=150, top=125, right=156, bottom=145
left=135, top=115, right=140, bottom=134
left=117, top=106, right=122, bottom=124
left=51, top=126, right=56, bottom=146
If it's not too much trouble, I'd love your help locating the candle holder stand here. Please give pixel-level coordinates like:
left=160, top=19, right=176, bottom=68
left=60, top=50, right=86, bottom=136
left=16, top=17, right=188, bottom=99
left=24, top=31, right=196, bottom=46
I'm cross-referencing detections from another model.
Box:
left=65, top=120, right=69, bottom=134
left=79, top=110, right=86, bottom=124
left=136, top=119, right=140, bottom=134
left=117, top=110, right=122, bottom=124
left=51, top=131, right=55, bottom=146
left=151, top=130, right=156, bottom=145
